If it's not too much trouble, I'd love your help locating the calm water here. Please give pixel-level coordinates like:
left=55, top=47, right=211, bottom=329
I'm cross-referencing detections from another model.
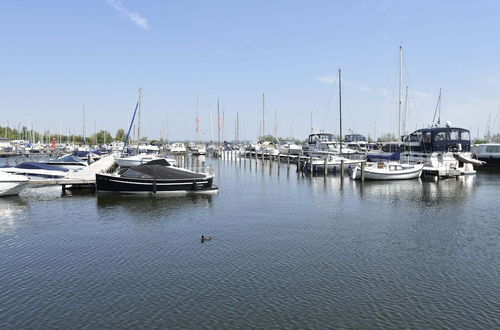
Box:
left=0, top=157, right=499, bottom=329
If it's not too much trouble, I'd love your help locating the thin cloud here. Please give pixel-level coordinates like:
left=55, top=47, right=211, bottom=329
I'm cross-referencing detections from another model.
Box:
left=105, top=0, right=149, bottom=30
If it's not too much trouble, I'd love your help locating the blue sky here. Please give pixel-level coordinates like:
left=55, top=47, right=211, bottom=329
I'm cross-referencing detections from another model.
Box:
left=1, top=0, right=500, bottom=141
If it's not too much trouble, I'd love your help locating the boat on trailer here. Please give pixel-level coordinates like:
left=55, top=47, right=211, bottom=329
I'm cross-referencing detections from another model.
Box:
left=96, top=159, right=217, bottom=195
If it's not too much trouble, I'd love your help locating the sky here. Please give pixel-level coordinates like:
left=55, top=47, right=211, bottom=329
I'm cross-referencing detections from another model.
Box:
left=1, top=0, right=500, bottom=141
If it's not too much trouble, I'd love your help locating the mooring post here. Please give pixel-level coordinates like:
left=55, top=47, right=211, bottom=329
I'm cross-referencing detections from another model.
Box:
left=361, top=161, right=365, bottom=181
left=340, top=159, right=345, bottom=179
left=309, top=155, right=313, bottom=174
left=324, top=158, right=328, bottom=176
left=287, top=152, right=290, bottom=168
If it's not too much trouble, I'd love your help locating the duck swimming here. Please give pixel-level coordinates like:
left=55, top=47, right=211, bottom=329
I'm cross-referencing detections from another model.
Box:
left=201, top=235, right=212, bottom=243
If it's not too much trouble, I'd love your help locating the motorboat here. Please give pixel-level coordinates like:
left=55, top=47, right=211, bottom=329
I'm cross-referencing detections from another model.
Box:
left=471, top=143, right=500, bottom=168
left=190, top=145, right=207, bottom=156
left=306, top=132, right=358, bottom=157
left=171, top=143, right=187, bottom=153
left=351, top=162, right=424, bottom=180
left=260, top=141, right=279, bottom=157
left=278, top=142, right=302, bottom=155
left=42, top=154, right=88, bottom=170
left=96, top=159, right=218, bottom=194
left=0, top=171, right=29, bottom=196
left=344, top=133, right=369, bottom=152
left=0, top=162, right=69, bottom=179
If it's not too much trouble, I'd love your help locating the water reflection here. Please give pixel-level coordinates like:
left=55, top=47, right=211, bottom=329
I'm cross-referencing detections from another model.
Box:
left=353, top=175, right=476, bottom=207
left=96, top=193, right=214, bottom=213
left=0, top=196, right=28, bottom=233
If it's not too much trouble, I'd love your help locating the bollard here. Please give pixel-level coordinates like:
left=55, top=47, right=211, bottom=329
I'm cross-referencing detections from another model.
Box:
left=361, top=161, right=365, bottom=181
left=340, top=160, right=345, bottom=179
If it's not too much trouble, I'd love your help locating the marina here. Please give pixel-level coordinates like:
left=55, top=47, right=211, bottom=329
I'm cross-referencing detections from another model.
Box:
left=0, top=154, right=499, bottom=328
left=2, top=1, right=500, bottom=328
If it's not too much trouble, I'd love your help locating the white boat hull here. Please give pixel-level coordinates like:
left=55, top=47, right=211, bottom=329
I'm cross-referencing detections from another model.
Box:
left=352, top=164, right=423, bottom=180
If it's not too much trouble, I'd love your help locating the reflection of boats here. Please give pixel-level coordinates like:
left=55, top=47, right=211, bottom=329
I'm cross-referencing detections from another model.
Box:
left=0, top=172, right=29, bottom=196
left=351, top=162, right=423, bottom=180
left=0, top=162, right=68, bottom=179
left=96, top=159, right=218, bottom=194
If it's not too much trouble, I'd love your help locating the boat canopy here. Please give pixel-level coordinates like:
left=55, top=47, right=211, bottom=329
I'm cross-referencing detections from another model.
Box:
left=345, top=134, right=367, bottom=142
left=15, top=162, right=69, bottom=171
left=308, top=133, right=336, bottom=144
left=405, top=127, right=471, bottom=152
left=120, top=164, right=205, bottom=180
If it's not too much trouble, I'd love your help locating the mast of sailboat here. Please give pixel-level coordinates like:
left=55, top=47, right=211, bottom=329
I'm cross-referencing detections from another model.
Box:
left=310, top=110, right=313, bottom=134
left=196, top=93, right=200, bottom=144
left=402, top=86, right=408, bottom=137
left=82, top=105, right=86, bottom=145
left=398, top=45, right=403, bottom=142
left=262, top=93, right=265, bottom=137
left=217, top=98, right=221, bottom=145
left=432, top=88, right=442, bottom=127
left=339, top=68, right=343, bottom=156
left=236, top=112, right=240, bottom=143
left=136, top=88, right=142, bottom=153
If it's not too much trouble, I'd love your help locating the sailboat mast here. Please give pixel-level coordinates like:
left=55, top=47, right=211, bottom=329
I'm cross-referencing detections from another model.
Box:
left=310, top=110, right=313, bottom=134
left=137, top=88, right=142, bottom=153
left=339, top=68, right=343, bottom=156
left=217, top=98, right=221, bottom=145
left=236, top=112, right=240, bottom=143
left=262, top=93, right=265, bottom=137
left=196, top=93, right=200, bottom=143
left=398, top=45, right=403, bottom=142
left=82, top=105, right=86, bottom=145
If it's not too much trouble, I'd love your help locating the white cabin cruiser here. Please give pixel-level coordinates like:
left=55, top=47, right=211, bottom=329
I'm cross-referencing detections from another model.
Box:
left=306, top=132, right=358, bottom=158
left=171, top=143, right=187, bottom=153
left=278, top=142, right=302, bottom=155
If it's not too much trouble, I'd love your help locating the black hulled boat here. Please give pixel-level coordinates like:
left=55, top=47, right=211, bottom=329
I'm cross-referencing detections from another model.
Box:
left=96, top=159, right=217, bottom=194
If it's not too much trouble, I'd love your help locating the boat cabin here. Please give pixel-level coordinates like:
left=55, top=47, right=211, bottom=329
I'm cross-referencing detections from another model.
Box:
left=404, top=127, right=471, bottom=152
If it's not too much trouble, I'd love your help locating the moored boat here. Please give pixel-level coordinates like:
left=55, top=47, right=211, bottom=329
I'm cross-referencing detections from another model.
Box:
left=0, top=171, right=29, bottom=196
left=351, top=162, right=423, bottom=180
left=96, top=159, right=217, bottom=194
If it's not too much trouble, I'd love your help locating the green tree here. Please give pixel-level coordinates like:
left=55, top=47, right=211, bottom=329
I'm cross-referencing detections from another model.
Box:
left=115, top=129, right=126, bottom=141
left=377, top=133, right=397, bottom=142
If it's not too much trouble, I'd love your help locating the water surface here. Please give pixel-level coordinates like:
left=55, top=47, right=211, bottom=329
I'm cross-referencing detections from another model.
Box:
left=0, top=157, right=499, bottom=328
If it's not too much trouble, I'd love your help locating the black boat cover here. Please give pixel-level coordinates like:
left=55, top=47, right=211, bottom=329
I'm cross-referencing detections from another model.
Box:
left=15, top=162, right=69, bottom=172
left=121, top=164, right=205, bottom=180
